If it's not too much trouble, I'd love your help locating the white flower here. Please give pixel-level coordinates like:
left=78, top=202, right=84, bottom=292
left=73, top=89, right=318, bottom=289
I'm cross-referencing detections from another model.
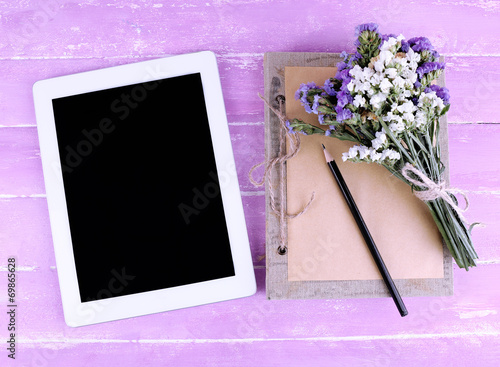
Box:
left=360, top=81, right=371, bottom=93
left=379, top=50, right=394, bottom=66
left=353, top=94, right=366, bottom=108
left=385, top=68, right=398, bottom=79
left=358, top=145, right=370, bottom=159
left=415, top=110, right=427, bottom=128
left=392, top=76, right=405, bottom=89
left=389, top=121, right=405, bottom=133
left=373, top=59, right=385, bottom=73
left=370, top=92, right=388, bottom=109
left=397, top=101, right=416, bottom=114
left=371, top=131, right=387, bottom=150
left=376, top=130, right=387, bottom=141
left=383, top=111, right=394, bottom=122
left=392, top=55, right=408, bottom=68
left=348, top=146, right=359, bottom=157
left=408, top=71, right=418, bottom=84
left=435, top=96, right=445, bottom=112
left=370, top=72, right=383, bottom=85
left=347, top=80, right=355, bottom=92
left=379, top=78, right=393, bottom=93
left=369, top=148, right=382, bottom=161
left=380, top=37, right=398, bottom=52
left=366, top=87, right=376, bottom=97
left=403, top=112, right=415, bottom=122
left=349, top=65, right=364, bottom=80
left=380, top=149, right=401, bottom=161
left=418, top=91, right=440, bottom=109
left=393, top=114, right=403, bottom=124
left=405, top=48, right=421, bottom=64
left=342, top=145, right=360, bottom=162
left=362, top=67, right=375, bottom=80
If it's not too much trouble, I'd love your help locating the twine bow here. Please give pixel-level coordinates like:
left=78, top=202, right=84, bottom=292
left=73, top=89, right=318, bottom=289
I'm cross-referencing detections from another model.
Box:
left=401, top=163, right=469, bottom=222
left=248, top=94, right=315, bottom=254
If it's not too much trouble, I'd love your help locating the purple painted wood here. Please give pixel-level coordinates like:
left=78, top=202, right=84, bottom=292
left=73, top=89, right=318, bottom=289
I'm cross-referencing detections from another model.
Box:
left=0, top=57, right=499, bottom=127
left=0, top=0, right=499, bottom=366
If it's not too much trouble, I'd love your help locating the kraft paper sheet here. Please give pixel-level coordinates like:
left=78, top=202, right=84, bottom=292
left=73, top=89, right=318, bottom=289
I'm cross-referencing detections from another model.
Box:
left=285, top=66, right=445, bottom=281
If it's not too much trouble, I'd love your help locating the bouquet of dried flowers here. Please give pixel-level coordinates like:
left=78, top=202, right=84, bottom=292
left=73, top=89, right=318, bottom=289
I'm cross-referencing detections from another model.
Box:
left=288, top=23, right=478, bottom=269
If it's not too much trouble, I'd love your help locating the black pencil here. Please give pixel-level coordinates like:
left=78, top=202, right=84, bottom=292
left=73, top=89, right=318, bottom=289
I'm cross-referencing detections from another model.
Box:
left=321, top=144, right=408, bottom=317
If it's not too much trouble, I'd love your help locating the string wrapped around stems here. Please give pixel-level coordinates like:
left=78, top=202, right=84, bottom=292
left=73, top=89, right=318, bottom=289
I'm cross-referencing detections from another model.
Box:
left=249, top=94, right=315, bottom=254
left=401, top=163, right=469, bottom=222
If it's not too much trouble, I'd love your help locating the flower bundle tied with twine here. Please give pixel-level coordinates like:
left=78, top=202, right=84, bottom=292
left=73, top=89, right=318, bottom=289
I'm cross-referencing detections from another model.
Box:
left=282, top=23, right=479, bottom=269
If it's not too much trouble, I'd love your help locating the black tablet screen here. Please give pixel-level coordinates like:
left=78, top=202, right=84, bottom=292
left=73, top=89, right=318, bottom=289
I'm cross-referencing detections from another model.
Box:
left=52, top=73, right=235, bottom=303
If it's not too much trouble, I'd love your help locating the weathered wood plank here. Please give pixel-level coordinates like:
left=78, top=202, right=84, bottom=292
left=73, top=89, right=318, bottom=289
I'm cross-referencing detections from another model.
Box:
left=0, top=195, right=266, bottom=269
left=0, top=0, right=499, bottom=58
left=0, top=190, right=495, bottom=271
left=5, top=332, right=500, bottom=367
left=1, top=265, right=499, bottom=343
left=0, top=124, right=265, bottom=194
left=0, top=122, right=498, bottom=194
left=0, top=56, right=498, bottom=129
left=0, top=57, right=264, bottom=126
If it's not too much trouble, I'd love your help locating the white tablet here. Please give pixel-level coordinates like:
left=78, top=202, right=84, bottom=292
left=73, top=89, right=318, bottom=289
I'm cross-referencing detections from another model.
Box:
left=33, top=51, right=256, bottom=327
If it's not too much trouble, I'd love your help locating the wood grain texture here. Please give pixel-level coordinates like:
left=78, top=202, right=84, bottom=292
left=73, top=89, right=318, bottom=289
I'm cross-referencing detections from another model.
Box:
left=0, top=0, right=499, bottom=365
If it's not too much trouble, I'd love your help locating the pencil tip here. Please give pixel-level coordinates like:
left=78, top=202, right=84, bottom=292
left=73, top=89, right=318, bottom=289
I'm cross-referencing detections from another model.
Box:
left=321, top=144, right=325, bottom=150
left=322, top=144, right=334, bottom=162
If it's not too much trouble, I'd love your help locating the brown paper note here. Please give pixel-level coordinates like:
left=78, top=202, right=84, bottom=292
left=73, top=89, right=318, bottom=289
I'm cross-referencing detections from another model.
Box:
left=286, top=66, right=444, bottom=281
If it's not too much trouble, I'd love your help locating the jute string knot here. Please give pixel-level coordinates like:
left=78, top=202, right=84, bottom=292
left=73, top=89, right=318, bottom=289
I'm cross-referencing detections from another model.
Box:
left=401, top=163, right=469, bottom=222
left=248, top=93, right=315, bottom=254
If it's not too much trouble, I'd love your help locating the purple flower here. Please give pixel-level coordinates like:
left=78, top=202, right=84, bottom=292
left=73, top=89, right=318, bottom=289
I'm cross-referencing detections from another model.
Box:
left=294, top=82, right=317, bottom=101
left=355, top=23, right=379, bottom=37
left=295, top=82, right=322, bottom=114
left=425, top=84, right=451, bottom=105
left=335, top=68, right=352, bottom=85
left=325, top=129, right=331, bottom=136
left=285, top=120, right=295, bottom=134
left=324, top=78, right=336, bottom=97
left=416, top=62, right=445, bottom=78
left=414, top=81, right=422, bottom=89
left=335, top=105, right=352, bottom=122
left=311, top=94, right=321, bottom=114
left=346, top=52, right=362, bottom=67
left=336, top=91, right=353, bottom=108
left=336, top=61, right=348, bottom=72
left=400, top=40, right=410, bottom=52
left=379, top=33, right=397, bottom=48
left=407, top=37, right=434, bottom=53
left=318, top=114, right=325, bottom=125
left=340, top=51, right=349, bottom=62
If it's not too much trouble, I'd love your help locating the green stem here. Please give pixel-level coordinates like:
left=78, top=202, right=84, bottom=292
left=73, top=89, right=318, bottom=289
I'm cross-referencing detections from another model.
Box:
left=379, top=120, right=414, bottom=164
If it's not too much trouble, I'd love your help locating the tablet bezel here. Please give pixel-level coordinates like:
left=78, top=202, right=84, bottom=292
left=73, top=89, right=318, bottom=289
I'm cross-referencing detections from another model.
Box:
left=33, top=51, right=256, bottom=327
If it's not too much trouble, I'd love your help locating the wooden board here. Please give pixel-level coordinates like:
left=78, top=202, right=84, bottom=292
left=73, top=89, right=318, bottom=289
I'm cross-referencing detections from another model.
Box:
left=1, top=1, right=499, bottom=365
left=264, top=52, right=453, bottom=300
